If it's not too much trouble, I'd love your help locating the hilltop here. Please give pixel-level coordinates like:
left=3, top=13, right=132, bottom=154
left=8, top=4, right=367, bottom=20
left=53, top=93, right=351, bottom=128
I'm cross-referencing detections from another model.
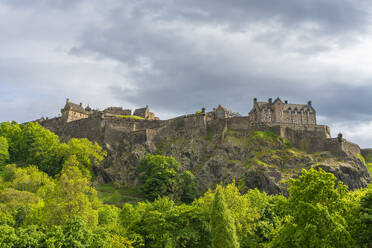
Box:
left=36, top=97, right=370, bottom=201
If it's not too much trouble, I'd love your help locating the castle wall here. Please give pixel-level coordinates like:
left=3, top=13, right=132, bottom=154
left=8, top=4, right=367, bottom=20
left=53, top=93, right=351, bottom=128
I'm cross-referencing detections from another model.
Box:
left=40, top=117, right=64, bottom=135
left=60, top=116, right=104, bottom=143
left=39, top=102, right=362, bottom=163
left=103, top=107, right=131, bottom=116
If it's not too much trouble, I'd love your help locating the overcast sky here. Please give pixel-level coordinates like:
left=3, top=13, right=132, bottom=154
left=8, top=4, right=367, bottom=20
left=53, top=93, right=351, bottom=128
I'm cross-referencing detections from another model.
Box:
left=1, top=0, right=372, bottom=147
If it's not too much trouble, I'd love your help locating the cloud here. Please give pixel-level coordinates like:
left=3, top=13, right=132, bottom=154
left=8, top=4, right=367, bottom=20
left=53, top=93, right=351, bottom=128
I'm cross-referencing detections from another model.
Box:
left=1, top=0, right=372, bottom=147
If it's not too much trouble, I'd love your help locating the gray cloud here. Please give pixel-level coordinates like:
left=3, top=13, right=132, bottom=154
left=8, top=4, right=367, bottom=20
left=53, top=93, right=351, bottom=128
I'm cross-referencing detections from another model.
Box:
left=1, top=0, right=372, bottom=147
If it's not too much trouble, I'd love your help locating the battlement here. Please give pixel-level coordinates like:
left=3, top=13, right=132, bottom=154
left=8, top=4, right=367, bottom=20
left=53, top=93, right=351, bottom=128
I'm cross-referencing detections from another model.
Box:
left=36, top=97, right=361, bottom=159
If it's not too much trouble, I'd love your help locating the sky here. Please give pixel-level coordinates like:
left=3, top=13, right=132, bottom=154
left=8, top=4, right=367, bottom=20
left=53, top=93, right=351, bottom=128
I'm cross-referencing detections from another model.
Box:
left=1, top=0, right=372, bottom=147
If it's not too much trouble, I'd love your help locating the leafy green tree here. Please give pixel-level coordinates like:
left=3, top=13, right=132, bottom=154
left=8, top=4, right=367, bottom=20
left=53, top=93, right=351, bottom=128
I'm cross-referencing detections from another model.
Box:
left=120, top=197, right=210, bottom=248
left=98, top=204, right=120, bottom=227
left=0, top=212, right=15, bottom=226
left=103, top=234, right=134, bottom=248
left=2, top=164, right=54, bottom=196
left=194, top=183, right=259, bottom=246
left=15, top=225, right=45, bottom=248
left=44, top=225, right=65, bottom=248
left=271, top=168, right=352, bottom=248
left=358, top=186, right=372, bottom=247
left=138, top=154, right=197, bottom=202
left=0, top=224, right=18, bottom=248
left=42, top=156, right=99, bottom=226
left=0, top=137, right=9, bottom=167
left=0, top=187, right=40, bottom=216
left=210, top=186, right=240, bottom=248
left=62, top=216, right=93, bottom=248
left=0, top=122, right=22, bottom=162
left=0, top=122, right=63, bottom=176
left=63, top=138, right=107, bottom=178
left=0, top=122, right=106, bottom=177
left=180, top=170, right=198, bottom=203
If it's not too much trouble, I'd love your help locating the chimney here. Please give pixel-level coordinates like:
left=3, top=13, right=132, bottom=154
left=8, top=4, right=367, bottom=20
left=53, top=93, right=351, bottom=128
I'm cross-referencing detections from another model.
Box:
left=268, top=98, right=272, bottom=105
left=308, top=101, right=312, bottom=106
left=66, top=98, right=70, bottom=103
left=201, top=107, right=206, bottom=114
left=80, top=102, right=83, bottom=107
left=285, top=100, right=288, bottom=104
left=254, top=98, right=257, bottom=104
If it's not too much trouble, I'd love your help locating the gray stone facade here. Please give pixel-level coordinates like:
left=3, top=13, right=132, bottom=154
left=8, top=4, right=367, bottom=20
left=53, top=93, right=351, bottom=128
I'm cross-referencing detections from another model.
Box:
left=249, top=97, right=316, bottom=125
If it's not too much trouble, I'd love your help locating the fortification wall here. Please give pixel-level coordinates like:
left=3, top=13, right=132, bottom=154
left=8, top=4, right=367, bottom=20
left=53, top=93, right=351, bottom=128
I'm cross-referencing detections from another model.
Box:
left=40, top=117, right=64, bottom=134
left=40, top=109, right=362, bottom=161
left=60, top=116, right=104, bottom=143
left=160, top=114, right=207, bottom=135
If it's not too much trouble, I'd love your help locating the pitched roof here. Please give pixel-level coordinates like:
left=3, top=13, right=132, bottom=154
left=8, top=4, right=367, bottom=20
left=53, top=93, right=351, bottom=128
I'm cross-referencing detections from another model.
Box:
left=63, top=101, right=86, bottom=114
left=134, top=106, right=148, bottom=115
left=255, top=100, right=314, bottom=112
left=284, top=104, right=311, bottom=111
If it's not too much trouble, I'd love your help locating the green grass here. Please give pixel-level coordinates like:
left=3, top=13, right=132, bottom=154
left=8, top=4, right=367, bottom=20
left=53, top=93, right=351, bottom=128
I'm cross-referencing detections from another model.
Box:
left=115, top=115, right=145, bottom=120
left=97, top=182, right=145, bottom=206
left=356, top=154, right=372, bottom=175
left=366, top=163, right=372, bottom=175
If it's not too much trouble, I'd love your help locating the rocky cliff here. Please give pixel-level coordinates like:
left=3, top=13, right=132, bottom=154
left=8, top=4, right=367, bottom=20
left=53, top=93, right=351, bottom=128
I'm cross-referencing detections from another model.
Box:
left=41, top=115, right=370, bottom=195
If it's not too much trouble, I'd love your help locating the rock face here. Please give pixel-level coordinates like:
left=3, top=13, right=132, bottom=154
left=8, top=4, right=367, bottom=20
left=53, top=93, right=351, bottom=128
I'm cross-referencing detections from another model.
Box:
left=41, top=114, right=370, bottom=195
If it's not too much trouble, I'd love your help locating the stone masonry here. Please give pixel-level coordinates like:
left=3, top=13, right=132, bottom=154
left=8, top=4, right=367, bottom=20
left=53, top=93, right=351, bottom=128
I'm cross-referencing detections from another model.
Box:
left=39, top=97, right=361, bottom=159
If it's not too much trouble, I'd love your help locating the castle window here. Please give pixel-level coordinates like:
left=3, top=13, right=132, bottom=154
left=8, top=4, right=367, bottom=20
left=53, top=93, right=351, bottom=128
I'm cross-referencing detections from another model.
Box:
left=280, top=110, right=283, bottom=117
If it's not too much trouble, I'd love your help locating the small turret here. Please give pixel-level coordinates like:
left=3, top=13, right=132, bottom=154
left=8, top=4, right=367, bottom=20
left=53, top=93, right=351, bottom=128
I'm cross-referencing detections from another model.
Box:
left=253, top=98, right=257, bottom=104
left=308, top=101, right=312, bottom=106
left=268, top=98, right=272, bottom=105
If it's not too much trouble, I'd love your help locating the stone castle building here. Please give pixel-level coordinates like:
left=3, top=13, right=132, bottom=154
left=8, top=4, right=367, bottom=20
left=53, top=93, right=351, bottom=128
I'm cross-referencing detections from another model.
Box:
left=60, top=99, right=158, bottom=123
left=248, top=97, right=316, bottom=125
left=37, top=96, right=365, bottom=161
left=61, top=99, right=94, bottom=123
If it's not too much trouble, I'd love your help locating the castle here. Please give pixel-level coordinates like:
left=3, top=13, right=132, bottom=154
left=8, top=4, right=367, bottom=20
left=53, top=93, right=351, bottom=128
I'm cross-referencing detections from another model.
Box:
left=249, top=97, right=316, bottom=125
left=38, top=97, right=361, bottom=160
left=60, top=98, right=158, bottom=123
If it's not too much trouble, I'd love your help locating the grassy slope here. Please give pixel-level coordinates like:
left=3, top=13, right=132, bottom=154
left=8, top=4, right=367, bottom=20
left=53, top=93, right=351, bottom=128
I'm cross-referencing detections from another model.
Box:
left=97, top=183, right=146, bottom=207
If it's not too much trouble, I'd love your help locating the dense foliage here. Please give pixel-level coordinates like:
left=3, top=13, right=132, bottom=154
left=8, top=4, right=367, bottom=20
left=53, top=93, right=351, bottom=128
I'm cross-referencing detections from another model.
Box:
left=0, top=122, right=371, bottom=247
left=138, top=154, right=197, bottom=202
left=0, top=121, right=106, bottom=177
left=210, top=187, right=239, bottom=248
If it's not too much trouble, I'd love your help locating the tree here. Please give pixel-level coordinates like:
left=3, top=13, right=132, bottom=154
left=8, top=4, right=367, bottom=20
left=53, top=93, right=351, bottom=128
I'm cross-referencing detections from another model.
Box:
left=42, top=156, right=99, bottom=226
left=120, top=198, right=210, bottom=248
left=270, top=168, right=352, bottom=248
left=138, top=154, right=197, bottom=202
left=0, top=122, right=63, bottom=176
left=180, top=170, right=198, bottom=203
left=194, top=183, right=259, bottom=246
left=358, top=186, right=372, bottom=247
left=15, top=225, right=45, bottom=248
left=62, top=216, right=93, bottom=248
left=210, top=187, right=240, bottom=248
left=0, top=122, right=106, bottom=177
left=0, top=137, right=9, bottom=167
left=63, top=138, right=107, bottom=178
left=103, top=235, right=134, bottom=248
left=0, top=225, right=18, bottom=248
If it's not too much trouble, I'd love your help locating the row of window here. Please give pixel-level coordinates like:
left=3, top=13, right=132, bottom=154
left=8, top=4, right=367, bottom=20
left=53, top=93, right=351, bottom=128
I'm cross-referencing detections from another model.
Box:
left=261, top=116, right=315, bottom=124
left=263, top=109, right=312, bottom=117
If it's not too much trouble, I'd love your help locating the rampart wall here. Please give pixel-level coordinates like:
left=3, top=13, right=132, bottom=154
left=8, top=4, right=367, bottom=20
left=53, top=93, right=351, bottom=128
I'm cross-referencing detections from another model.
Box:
left=39, top=112, right=360, bottom=160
